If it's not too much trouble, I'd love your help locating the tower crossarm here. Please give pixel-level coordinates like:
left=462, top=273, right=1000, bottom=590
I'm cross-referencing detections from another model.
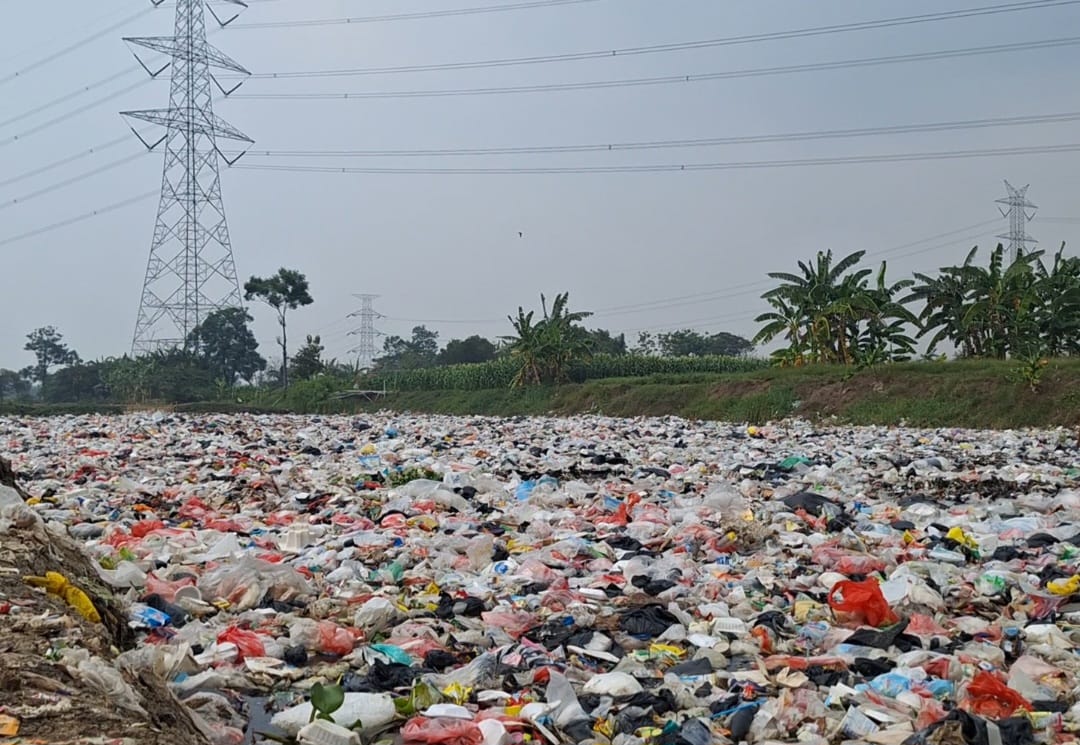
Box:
left=124, top=36, right=250, bottom=75
left=122, top=108, right=253, bottom=143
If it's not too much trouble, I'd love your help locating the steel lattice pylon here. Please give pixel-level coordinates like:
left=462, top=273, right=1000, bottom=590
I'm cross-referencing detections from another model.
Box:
left=348, top=294, right=384, bottom=370
left=996, top=180, right=1038, bottom=265
left=122, top=0, right=253, bottom=355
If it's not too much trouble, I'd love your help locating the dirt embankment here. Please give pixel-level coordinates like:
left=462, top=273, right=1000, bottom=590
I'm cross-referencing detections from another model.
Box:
left=0, top=457, right=208, bottom=745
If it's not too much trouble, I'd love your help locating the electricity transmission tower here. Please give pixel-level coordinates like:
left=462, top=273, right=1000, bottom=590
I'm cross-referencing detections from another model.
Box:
left=996, top=180, right=1037, bottom=264
left=348, top=294, right=384, bottom=370
left=122, top=0, right=253, bottom=355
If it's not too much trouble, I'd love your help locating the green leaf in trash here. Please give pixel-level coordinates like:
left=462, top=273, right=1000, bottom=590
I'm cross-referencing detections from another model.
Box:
left=309, top=682, right=345, bottom=723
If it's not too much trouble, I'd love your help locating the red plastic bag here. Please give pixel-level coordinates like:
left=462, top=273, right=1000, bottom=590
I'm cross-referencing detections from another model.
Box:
left=402, top=717, right=483, bottom=745
left=828, top=579, right=899, bottom=628
left=217, top=626, right=265, bottom=662
left=316, top=621, right=356, bottom=656
left=131, top=520, right=166, bottom=538
left=964, top=671, right=1033, bottom=719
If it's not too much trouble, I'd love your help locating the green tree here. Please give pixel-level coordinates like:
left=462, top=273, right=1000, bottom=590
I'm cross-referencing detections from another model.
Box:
left=142, top=349, right=215, bottom=402
left=244, top=268, right=314, bottom=388
left=187, top=307, right=266, bottom=385
left=1032, top=244, right=1080, bottom=356
left=42, top=361, right=109, bottom=403
left=24, top=326, right=79, bottom=386
left=906, top=243, right=1080, bottom=360
left=0, top=369, right=30, bottom=402
left=504, top=292, right=593, bottom=386
left=584, top=329, right=628, bottom=356
left=290, top=334, right=327, bottom=381
left=655, top=329, right=753, bottom=357
left=755, top=250, right=915, bottom=366
left=376, top=326, right=440, bottom=370
left=437, top=335, right=498, bottom=365
left=633, top=331, right=659, bottom=356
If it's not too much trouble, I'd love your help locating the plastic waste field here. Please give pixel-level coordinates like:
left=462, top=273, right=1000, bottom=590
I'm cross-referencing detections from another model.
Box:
left=2, top=412, right=1080, bottom=745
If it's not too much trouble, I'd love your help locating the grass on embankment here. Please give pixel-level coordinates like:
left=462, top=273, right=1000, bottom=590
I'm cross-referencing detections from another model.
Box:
left=4, top=359, right=1080, bottom=429
left=334, top=358, right=1080, bottom=428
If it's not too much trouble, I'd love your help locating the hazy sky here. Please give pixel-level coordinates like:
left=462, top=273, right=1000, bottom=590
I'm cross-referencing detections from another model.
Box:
left=3, top=0, right=1080, bottom=371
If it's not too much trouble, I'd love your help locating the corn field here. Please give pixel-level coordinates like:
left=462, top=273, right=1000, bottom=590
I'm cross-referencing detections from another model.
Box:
left=363, top=354, right=766, bottom=391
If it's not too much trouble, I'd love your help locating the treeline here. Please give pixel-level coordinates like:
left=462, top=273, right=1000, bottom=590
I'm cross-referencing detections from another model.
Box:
left=756, top=243, right=1080, bottom=367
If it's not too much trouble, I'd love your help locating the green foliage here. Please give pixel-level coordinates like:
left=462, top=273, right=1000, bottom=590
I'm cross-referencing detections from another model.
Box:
left=755, top=251, right=918, bottom=367
left=187, top=307, right=266, bottom=385
left=377, top=326, right=440, bottom=370
left=1010, top=352, right=1050, bottom=393
left=363, top=354, right=766, bottom=391
left=308, top=682, right=345, bottom=723
left=904, top=243, right=1080, bottom=360
left=244, top=268, right=315, bottom=388
left=584, top=328, right=628, bottom=356
left=42, top=360, right=110, bottom=403
left=385, top=467, right=442, bottom=487
left=649, top=329, right=754, bottom=357
left=0, top=369, right=30, bottom=402
left=437, top=335, right=498, bottom=366
left=290, top=334, right=326, bottom=381
left=24, top=326, right=79, bottom=386
left=504, top=292, right=594, bottom=386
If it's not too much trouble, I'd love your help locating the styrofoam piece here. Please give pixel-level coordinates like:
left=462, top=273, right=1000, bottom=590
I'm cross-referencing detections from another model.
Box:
left=479, top=719, right=511, bottom=745
left=281, top=522, right=315, bottom=552
left=271, top=693, right=396, bottom=737
left=297, top=719, right=361, bottom=745
left=421, top=704, right=473, bottom=719
left=711, top=617, right=749, bottom=635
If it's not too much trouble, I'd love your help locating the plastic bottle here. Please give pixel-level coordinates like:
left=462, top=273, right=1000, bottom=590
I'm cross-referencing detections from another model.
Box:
left=1002, top=627, right=1023, bottom=662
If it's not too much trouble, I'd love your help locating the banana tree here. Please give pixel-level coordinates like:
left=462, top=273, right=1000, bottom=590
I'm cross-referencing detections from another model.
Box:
left=503, top=292, right=593, bottom=386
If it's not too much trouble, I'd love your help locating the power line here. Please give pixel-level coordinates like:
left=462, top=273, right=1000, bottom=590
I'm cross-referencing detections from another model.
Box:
left=0, top=134, right=132, bottom=190
left=230, top=141, right=1080, bottom=175
left=0, top=7, right=155, bottom=88
left=230, top=110, right=1080, bottom=159
left=0, top=4, right=143, bottom=65
left=0, top=68, right=139, bottom=130
left=233, top=36, right=1080, bottom=99
left=0, top=77, right=152, bottom=149
left=233, top=0, right=601, bottom=29
left=0, top=191, right=158, bottom=249
left=10, top=109, right=1077, bottom=209
left=227, top=0, right=1080, bottom=79
left=0, top=152, right=147, bottom=212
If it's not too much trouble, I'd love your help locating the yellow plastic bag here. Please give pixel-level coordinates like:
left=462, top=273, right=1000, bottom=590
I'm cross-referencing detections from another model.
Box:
left=946, top=527, right=979, bottom=552
left=1047, top=575, right=1080, bottom=596
left=441, top=682, right=472, bottom=705
left=24, top=571, right=102, bottom=623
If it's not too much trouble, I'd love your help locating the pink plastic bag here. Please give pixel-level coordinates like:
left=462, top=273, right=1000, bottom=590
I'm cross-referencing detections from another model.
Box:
left=316, top=620, right=356, bottom=656
left=402, top=717, right=483, bottom=745
left=480, top=610, right=535, bottom=639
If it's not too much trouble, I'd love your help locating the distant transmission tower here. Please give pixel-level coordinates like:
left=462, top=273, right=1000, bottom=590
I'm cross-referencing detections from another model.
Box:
left=348, top=294, right=384, bottom=369
left=122, top=0, right=253, bottom=355
left=996, top=180, right=1037, bottom=264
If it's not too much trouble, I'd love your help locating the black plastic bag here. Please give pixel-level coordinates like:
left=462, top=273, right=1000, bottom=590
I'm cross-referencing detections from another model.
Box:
left=619, top=606, right=679, bottom=637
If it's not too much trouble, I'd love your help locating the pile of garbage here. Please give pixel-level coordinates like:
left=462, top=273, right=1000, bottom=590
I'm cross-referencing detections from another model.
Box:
left=2, top=412, right=1080, bottom=745
left=0, top=455, right=209, bottom=745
